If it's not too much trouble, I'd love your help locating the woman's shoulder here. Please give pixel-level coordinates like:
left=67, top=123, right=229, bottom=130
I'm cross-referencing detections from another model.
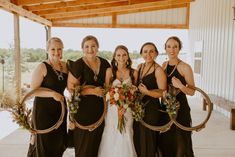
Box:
left=154, top=63, right=165, bottom=74
left=178, top=60, right=193, bottom=75
left=162, top=61, right=168, bottom=69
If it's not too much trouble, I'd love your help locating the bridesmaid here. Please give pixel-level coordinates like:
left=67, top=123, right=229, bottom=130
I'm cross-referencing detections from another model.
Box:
left=67, top=35, right=110, bottom=157
left=159, top=36, right=195, bottom=157
left=27, top=37, right=68, bottom=157
left=133, top=42, right=167, bottom=157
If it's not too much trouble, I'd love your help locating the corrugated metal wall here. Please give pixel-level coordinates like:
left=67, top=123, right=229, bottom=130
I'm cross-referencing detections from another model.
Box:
left=189, top=0, right=235, bottom=101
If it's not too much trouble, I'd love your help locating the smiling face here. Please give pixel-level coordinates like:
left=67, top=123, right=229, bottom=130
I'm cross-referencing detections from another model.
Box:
left=114, top=48, right=129, bottom=66
left=165, top=38, right=181, bottom=59
left=82, top=39, right=98, bottom=59
left=47, top=40, right=63, bottom=62
left=141, top=44, right=158, bottom=63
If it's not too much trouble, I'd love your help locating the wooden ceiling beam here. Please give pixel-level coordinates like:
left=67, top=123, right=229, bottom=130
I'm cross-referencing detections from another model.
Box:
left=52, top=22, right=188, bottom=29
left=46, top=0, right=189, bottom=19
left=35, top=1, right=128, bottom=15
left=0, top=0, right=52, bottom=26
left=24, top=0, right=127, bottom=11
left=17, top=0, right=62, bottom=6
left=51, top=3, right=186, bottom=22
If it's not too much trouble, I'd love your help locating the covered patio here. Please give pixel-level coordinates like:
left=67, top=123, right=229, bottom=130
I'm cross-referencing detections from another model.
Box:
left=0, top=0, right=235, bottom=156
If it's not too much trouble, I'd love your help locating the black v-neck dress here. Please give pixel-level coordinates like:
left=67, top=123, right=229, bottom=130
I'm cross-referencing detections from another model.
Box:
left=68, top=57, right=110, bottom=157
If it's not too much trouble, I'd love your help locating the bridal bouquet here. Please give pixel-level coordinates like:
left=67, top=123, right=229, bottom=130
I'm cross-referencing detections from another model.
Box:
left=106, top=83, right=143, bottom=133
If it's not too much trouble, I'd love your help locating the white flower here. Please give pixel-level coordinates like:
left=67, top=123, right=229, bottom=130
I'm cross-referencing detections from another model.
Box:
left=106, top=92, right=110, bottom=101
left=114, top=92, right=119, bottom=101
left=123, top=104, right=129, bottom=109
left=114, top=87, right=119, bottom=92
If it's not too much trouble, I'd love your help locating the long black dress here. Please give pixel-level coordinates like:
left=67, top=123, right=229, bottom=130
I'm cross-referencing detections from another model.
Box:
left=27, top=62, right=68, bottom=157
left=133, top=64, right=165, bottom=157
left=68, top=57, right=110, bottom=157
left=159, top=63, right=194, bottom=157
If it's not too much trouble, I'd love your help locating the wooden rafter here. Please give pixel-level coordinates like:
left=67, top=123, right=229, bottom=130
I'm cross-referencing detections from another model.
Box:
left=16, top=0, right=61, bottom=6
left=44, top=0, right=190, bottom=20
left=24, top=0, right=127, bottom=11
left=0, top=0, right=52, bottom=26
left=34, top=1, right=129, bottom=15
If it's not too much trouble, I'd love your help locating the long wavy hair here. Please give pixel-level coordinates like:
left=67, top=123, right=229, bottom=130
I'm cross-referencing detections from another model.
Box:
left=110, top=45, right=134, bottom=83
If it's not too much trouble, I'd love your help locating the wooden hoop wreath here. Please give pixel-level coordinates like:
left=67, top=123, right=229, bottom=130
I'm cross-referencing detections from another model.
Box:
left=69, top=86, right=107, bottom=131
left=140, top=85, right=212, bottom=132
left=20, top=87, right=65, bottom=134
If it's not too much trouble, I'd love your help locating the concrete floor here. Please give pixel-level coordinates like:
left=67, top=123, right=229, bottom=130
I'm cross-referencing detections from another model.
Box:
left=0, top=98, right=235, bottom=157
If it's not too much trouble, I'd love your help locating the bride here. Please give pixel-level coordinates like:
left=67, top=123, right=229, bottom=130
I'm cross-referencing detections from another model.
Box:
left=98, top=45, right=138, bottom=157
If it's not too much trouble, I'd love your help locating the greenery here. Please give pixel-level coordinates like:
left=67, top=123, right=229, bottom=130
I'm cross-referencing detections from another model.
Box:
left=0, top=48, right=142, bottom=91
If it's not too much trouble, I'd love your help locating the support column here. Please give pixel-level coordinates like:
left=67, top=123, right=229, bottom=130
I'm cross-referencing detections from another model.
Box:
left=14, top=13, right=21, bottom=101
left=45, top=26, right=51, bottom=59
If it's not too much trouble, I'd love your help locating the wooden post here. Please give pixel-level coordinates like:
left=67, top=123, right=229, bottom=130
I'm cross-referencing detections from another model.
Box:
left=231, top=109, right=235, bottom=130
left=45, top=26, right=51, bottom=59
left=14, top=13, right=21, bottom=101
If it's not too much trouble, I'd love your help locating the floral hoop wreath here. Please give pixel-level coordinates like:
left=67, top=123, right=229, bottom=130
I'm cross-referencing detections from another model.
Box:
left=20, top=87, right=65, bottom=134
left=69, top=85, right=107, bottom=132
left=140, top=85, right=212, bottom=132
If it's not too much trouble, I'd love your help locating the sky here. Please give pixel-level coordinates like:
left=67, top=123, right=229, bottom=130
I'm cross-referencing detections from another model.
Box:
left=0, top=9, right=189, bottom=53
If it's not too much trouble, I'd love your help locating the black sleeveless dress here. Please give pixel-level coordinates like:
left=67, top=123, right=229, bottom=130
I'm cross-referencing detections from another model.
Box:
left=159, top=63, right=194, bottom=157
left=68, top=57, right=110, bottom=157
left=27, top=62, right=68, bottom=157
left=133, top=65, right=165, bottom=157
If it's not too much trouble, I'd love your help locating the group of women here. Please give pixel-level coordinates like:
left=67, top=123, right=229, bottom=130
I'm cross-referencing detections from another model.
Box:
left=27, top=35, right=195, bottom=157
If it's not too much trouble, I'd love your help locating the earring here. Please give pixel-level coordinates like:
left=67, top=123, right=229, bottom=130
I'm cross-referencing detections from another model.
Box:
left=126, top=61, right=129, bottom=66
left=115, top=61, right=118, bottom=66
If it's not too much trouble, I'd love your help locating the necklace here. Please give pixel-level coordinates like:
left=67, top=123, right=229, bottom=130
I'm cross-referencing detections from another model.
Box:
left=167, top=60, right=180, bottom=77
left=139, top=62, right=155, bottom=83
left=83, top=57, right=100, bottom=82
left=49, top=60, right=64, bottom=81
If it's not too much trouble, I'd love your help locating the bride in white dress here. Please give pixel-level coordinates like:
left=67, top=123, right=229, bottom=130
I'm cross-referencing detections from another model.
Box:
left=98, top=45, right=138, bottom=157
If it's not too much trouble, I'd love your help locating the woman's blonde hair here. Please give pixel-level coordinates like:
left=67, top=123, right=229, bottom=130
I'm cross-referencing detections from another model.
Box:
left=46, top=37, right=64, bottom=50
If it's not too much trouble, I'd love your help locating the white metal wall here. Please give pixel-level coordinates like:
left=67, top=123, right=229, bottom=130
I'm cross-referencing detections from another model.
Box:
left=66, top=7, right=187, bottom=25
left=189, top=0, right=235, bottom=101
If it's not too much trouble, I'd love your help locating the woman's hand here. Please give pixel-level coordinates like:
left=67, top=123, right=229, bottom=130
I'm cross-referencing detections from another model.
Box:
left=171, top=76, right=184, bottom=89
left=94, top=86, right=105, bottom=97
left=52, top=92, right=64, bottom=102
left=138, top=83, right=149, bottom=95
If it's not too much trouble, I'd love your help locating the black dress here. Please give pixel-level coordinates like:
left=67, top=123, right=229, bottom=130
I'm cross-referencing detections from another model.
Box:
left=27, top=62, right=68, bottom=157
left=159, top=63, right=194, bottom=157
left=133, top=65, right=165, bottom=157
left=68, top=57, right=110, bottom=157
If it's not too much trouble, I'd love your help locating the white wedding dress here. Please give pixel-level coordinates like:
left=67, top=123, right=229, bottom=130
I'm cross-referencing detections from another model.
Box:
left=98, top=78, right=137, bottom=157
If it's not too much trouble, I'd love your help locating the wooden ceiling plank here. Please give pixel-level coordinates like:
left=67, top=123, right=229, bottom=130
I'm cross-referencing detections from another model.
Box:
left=0, top=0, right=52, bottom=26
left=46, top=0, right=189, bottom=19
left=25, top=0, right=128, bottom=11
left=35, top=1, right=128, bottom=15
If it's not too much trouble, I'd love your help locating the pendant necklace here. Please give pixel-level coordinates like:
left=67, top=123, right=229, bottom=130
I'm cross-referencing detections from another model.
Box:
left=83, top=57, right=100, bottom=82
left=139, top=62, right=155, bottom=83
left=49, top=60, right=64, bottom=81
